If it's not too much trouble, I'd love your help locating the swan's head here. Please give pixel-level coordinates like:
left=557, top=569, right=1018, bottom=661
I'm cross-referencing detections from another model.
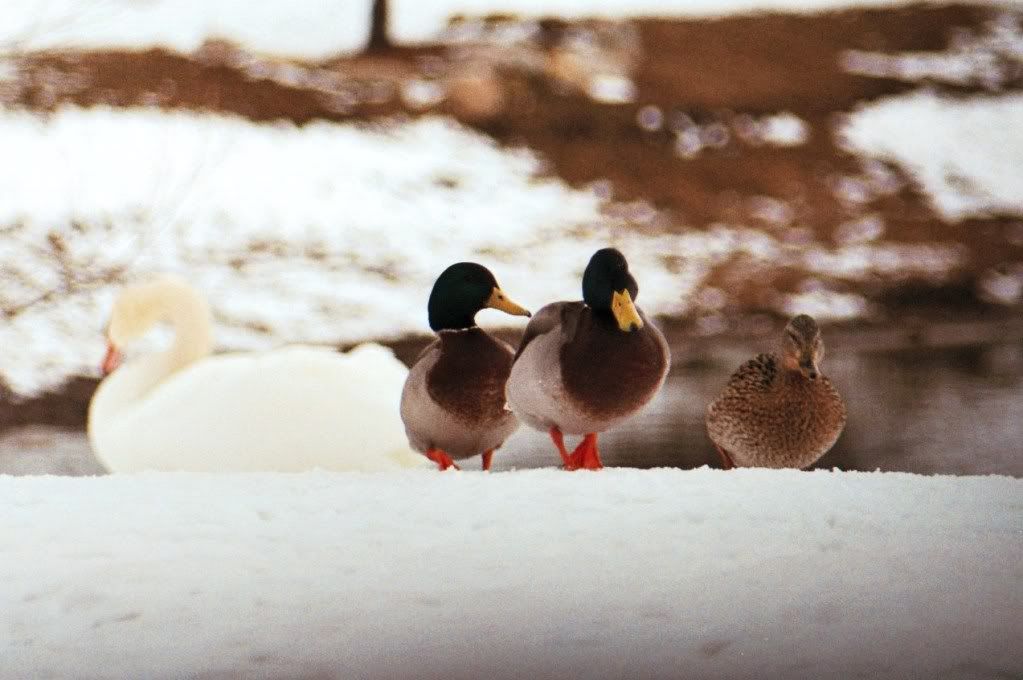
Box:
left=102, top=276, right=208, bottom=375
left=427, top=262, right=530, bottom=332
left=782, top=314, right=824, bottom=380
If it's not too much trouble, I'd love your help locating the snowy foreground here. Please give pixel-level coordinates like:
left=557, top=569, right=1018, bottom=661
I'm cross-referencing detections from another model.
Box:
left=3, top=469, right=1021, bottom=680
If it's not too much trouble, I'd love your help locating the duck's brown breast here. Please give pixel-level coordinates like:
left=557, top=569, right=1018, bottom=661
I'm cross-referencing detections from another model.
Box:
left=559, top=308, right=669, bottom=421
left=427, top=328, right=514, bottom=424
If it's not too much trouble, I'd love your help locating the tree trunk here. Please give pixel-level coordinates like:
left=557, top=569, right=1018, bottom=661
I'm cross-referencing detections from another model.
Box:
left=367, top=0, right=391, bottom=52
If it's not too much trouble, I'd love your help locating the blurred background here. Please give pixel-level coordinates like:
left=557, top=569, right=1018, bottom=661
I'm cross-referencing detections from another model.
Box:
left=0, top=0, right=1020, bottom=475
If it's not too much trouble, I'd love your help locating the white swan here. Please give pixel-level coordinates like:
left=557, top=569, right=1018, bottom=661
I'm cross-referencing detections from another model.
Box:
left=87, top=276, right=429, bottom=472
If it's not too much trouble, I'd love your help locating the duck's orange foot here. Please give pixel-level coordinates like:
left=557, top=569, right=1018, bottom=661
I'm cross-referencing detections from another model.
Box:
left=425, top=448, right=460, bottom=471
left=481, top=449, right=495, bottom=472
left=549, top=426, right=579, bottom=471
left=570, top=433, right=603, bottom=471
left=713, top=444, right=735, bottom=470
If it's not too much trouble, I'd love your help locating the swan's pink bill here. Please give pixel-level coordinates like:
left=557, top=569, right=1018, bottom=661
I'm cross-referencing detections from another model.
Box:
left=101, top=343, right=122, bottom=376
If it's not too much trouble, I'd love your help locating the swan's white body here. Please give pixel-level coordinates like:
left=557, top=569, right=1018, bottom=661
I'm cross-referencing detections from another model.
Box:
left=88, top=278, right=427, bottom=473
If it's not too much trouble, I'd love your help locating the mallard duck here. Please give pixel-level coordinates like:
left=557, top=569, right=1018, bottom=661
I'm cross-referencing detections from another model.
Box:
left=400, top=262, right=531, bottom=471
left=705, top=314, right=847, bottom=469
left=506, top=248, right=670, bottom=470
left=88, top=276, right=427, bottom=473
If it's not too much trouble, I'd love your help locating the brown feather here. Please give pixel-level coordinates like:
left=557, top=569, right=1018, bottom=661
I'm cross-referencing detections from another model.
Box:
left=559, top=306, right=669, bottom=420
left=427, top=328, right=514, bottom=424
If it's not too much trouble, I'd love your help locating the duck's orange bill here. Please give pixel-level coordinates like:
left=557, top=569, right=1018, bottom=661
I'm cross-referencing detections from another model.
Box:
left=101, top=342, right=122, bottom=376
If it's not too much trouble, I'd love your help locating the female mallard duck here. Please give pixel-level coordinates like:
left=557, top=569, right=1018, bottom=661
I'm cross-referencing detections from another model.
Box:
left=400, top=262, right=531, bottom=471
left=705, top=314, right=847, bottom=469
left=506, top=248, right=670, bottom=470
left=88, top=276, right=426, bottom=472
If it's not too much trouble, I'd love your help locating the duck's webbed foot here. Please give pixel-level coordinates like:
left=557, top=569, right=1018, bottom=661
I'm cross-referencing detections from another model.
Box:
left=425, top=448, right=461, bottom=471
left=548, top=427, right=578, bottom=470
left=571, top=433, right=603, bottom=471
left=481, top=449, right=495, bottom=471
left=713, top=444, right=735, bottom=470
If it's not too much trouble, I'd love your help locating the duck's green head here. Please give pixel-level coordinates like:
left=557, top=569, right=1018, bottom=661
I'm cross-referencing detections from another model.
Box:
left=428, top=262, right=530, bottom=332
left=583, top=248, right=643, bottom=333
left=782, top=314, right=824, bottom=380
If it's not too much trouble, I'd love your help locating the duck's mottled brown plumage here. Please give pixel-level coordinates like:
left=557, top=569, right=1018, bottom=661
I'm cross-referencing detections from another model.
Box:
left=706, top=318, right=847, bottom=469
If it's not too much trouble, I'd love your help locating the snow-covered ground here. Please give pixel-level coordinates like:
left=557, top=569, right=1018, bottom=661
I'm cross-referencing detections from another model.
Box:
left=840, top=91, right=1023, bottom=222
left=0, top=0, right=1013, bottom=58
left=0, top=106, right=973, bottom=397
left=840, top=12, right=1023, bottom=91
left=2, top=469, right=1020, bottom=679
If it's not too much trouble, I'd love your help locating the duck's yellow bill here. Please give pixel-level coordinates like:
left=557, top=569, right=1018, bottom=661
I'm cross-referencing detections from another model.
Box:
left=486, top=287, right=531, bottom=317
left=612, top=289, right=643, bottom=332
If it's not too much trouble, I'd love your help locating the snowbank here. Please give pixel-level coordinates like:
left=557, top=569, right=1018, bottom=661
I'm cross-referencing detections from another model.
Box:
left=0, top=107, right=965, bottom=397
left=0, top=0, right=1012, bottom=58
left=393, top=0, right=1015, bottom=43
left=0, top=0, right=370, bottom=59
left=2, top=468, right=1020, bottom=679
left=839, top=91, right=1023, bottom=222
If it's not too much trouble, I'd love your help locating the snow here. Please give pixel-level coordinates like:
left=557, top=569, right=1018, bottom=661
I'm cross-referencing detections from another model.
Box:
left=756, top=111, right=810, bottom=146
left=1, top=468, right=1020, bottom=679
left=839, top=91, right=1023, bottom=222
left=0, top=0, right=370, bottom=59
left=0, top=106, right=962, bottom=397
left=841, top=12, right=1023, bottom=91
left=392, top=1, right=1018, bottom=44
left=0, top=0, right=1014, bottom=59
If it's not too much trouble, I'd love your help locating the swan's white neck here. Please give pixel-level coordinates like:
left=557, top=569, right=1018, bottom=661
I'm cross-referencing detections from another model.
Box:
left=158, top=290, right=213, bottom=377
left=96, top=280, right=214, bottom=414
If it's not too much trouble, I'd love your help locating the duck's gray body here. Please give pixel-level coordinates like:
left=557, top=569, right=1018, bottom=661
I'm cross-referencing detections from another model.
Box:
left=506, top=302, right=670, bottom=435
left=400, top=328, right=519, bottom=458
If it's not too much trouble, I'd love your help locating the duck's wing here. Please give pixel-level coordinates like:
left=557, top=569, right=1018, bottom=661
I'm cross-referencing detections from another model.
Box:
left=727, top=353, right=780, bottom=392
left=513, top=301, right=584, bottom=361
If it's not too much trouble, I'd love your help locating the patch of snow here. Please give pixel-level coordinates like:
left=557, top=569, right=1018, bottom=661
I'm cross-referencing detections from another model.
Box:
left=834, top=213, right=885, bottom=245
left=0, top=0, right=370, bottom=60
left=392, top=1, right=1017, bottom=43
left=781, top=289, right=869, bottom=319
left=401, top=78, right=447, bottom=109
left=2, top=1, right=1011, bottom=60
left=587, top=73, right=637, bottom=103
left=839, top=91, right=1023, bottom=222
left=977, top=264, right=1023, bottom=305
left=0, top=106, right=775, bottom=397
left=802, top=242, right=961, bottom=281
left=757, top=111, right=810, bottom=146
left=676, top=111, right=809, bottom=157
left=841, top=12, right=1023, bottom=91
left=1, top=469, right=1020, bottom=679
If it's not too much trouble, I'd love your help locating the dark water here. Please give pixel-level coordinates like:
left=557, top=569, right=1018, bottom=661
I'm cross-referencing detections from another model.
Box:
left=496, top=342, right=1023, bottom=476
left=2, top=342, right=1021, bottom=477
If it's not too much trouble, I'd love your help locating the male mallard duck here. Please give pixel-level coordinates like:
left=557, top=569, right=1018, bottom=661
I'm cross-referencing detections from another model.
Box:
left=506, top=248, right=670, bottom=470
left=705, top=314, right=847, bottom=469
left=400, top=262, right=531, bottom=471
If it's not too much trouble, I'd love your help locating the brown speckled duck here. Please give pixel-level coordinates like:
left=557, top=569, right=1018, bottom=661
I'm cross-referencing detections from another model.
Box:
left=400, top=263, right=531, bottom=471
left=706, top=314, right=847, bottom=469
left=506, top=248, right=670, bottom=470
